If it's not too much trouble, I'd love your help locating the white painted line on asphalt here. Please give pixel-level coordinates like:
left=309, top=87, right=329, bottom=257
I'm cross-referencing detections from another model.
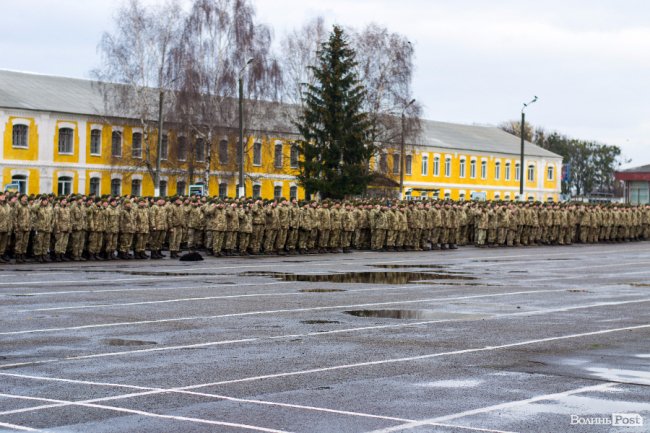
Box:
left=2, top=297, right=646, bottom=370
left=517, top=267, right=650, bottom=283
left=0, top=274, right=228, bottom=287
left=13, top=283, right=462, bottom=313
left=0, top=324, right=645, bottom=430
left=0, top=289, right=568, bottom=336
left=174, top=324, right=650, bottom=388
left=366, top=383, right=618, bottom=433
left=1, top=281, right=287, bottom=297
left=0, top=421, right=40, bottom=431
left=0, top=392, right=291, bottom=433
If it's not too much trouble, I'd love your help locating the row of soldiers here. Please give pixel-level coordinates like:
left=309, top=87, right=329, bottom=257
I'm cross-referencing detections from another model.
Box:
left=0, top=191, right=648, bottom=263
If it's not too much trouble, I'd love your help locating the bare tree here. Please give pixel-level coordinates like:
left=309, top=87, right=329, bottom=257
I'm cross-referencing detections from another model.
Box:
left=279, top=16, right=327, bottom=106
left=94, top=0, right=184, bottom=192
left=351, top=23, right=422, bottom=174
left=172, top=0, right=283, bottom=188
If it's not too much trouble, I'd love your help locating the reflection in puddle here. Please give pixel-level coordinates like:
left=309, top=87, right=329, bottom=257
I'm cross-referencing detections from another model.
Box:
left=587, top=367, right=650, bottom=386
left=299, top=289, right=347, bottom=293
left=301, top=320, right=341, bottom=325
left=344, top=309, right=486, bottom=320
left=240, top=271, right=475, bottom=284
left=103, top=339, right=157, bottom=346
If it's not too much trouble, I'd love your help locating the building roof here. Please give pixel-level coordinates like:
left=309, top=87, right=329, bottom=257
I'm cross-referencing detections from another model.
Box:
left=618, top=164, right=650, bottom=173
left=0, top=69, right=560, bottom=159
left=614, top=164, right=650, bottom=181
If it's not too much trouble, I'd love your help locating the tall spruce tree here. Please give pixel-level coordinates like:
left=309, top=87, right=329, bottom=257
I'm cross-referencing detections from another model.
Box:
left=295, top=25, right=373, bottom=199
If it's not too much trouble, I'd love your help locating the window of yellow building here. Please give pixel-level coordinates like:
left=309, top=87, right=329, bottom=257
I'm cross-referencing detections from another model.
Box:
left=481, top=160, right=487, bottom=179
left=89, top=177, right=101, bottom=196
left=90, top=129, right=101, bottom=155
left=159, top=180, right=168, bottom=196
left=470, top=159, right=476, bottom=179
left=392, top=154, right=400, bottom=175
left=290, top=185, right=298, bottom=200
left=131, top=179, right=142, bottom=196
left=421, top=154, right=428, bottom=176
left=195, top=138, right=205, bottom=162
left=274, top=185, right=282, bottom=199
left=58, top=127, right=74, bottom=154
left=110, top=178, right=121, bottom=195
left=252, top=184, right=261, bottom=198
left=290, top=145, right=299, bottom=168
left=132, top=132, right=143, bottom=158
left=218, top=183, right=228, bottom=198
left=12, top=174, right=27, bottom=194
left=274, top=143, right=283, bottom=168
left=253, top=142, right=262, bottom=166
left=111, top=131, right=122, bottom=157
left=515, top=162, right=521, bottom=181
left=505, top=162, right=511, bottom=181
left=179, top=137, right=189, bottom=162
left=12, top=124, right=28, bottom=148
left=433, top=156, right=440, bottom=176
left=57, top=176, right=73, bottom=195
left=459, top=157, right=466, bottom=178
left=547, top=165, right=554, bottom=180
left=444, top=156, right=451, bottom=177
left=177, top=179, right=186, bottom=195
left=527, top=164, right=535, bottom=182
left=160, top=134, right=168, bottom=160
left=405, top=155, right=412, bottom=175
left=495, top=161, right=501, bottom=180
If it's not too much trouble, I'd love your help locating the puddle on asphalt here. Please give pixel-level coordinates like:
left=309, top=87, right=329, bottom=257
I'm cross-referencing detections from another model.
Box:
left=371, top=264, right=446, bottom=269
left=299, top=288, right=347, bottom=293
left=301, top=320, right=341, bottom=325
left=344, top=309, right=487, bottom=320
left=239, top=271, right=475, bottom=284
left=103, top=338, right=158, bottom=346
left=88, top=270, right=214, bottom=277
left=587, top=366, right=650, bottom=385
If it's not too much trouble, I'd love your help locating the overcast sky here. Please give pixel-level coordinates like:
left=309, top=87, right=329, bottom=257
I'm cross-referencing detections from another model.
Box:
left=1, top=0, right=648, bottom=167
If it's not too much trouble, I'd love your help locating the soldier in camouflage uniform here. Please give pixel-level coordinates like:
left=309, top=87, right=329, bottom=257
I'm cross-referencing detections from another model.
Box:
left=52, top=198, right=71, bottom=261
left=103, top=198, right=120, bottom=259
left=0, top=193, right=11, bottom=262
left=134, top=199, right=150, bottom=259
left=340, top=203, right=355, bottom=253
left=118, top=199, right=136, bottom=259
left=275, top=199, right=290, bottom=255
left=286, top=200, right=301, bottom=254
left=168, top=198, right=185, bottom=258
left=32, top=197, right=53, bottom=262
left=238, top=203, right=253, bottom=255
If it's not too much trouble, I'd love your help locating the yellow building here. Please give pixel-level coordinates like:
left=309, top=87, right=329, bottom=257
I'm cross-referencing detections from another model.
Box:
left=0, top=70, right=561, bottom=201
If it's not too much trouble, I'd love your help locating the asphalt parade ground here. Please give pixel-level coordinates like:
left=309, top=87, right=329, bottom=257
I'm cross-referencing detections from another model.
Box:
left=0, top=243, right=648, bottom=433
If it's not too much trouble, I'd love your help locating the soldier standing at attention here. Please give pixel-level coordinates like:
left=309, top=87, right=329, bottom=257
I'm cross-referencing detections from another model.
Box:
left=298, top=201, right=312, bottom=254
left=224, top=202, right=240, bottom=256
left=317, top=201, right=331, bottom=253
left=149, top=198, right=166, bottom=259
left=103, top=198, right=120, bottom=259
left=328, top=201, right=342, bottom=253
left=238, top=203, right=253, bottom=255
left=52, top=198, right=71, bottom=261
left=0, top=193, right=11, bottom=263
left=32, top=196, right=53, bottom=262
left=69, top=196, right=86, bottom=261
left=187, top=199, right=203, bottom=252
left=118, top=199, right=136, bottom=259
left=134, top=198, right=150, bottom=259
left=340, top=203, right=356, bottom=253
left=286, top=199, right=301, bottom=254
left=13, top=194, right=31, bottom=263
left=168, top=198, right=184, bottom=258
left=275, top=199, right=290, bottom=255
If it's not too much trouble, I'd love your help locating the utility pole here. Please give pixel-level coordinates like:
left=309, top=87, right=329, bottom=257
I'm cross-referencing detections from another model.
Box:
left=238, top=58, right=254, bottom=198
left=519, top=96, right=538, bottom=200
left=400, top=99, right=416, bottom=200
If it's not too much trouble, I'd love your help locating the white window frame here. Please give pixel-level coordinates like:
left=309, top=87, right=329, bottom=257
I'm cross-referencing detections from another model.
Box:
left=527, top=164, right=535, bottom=182
left=90, top=128, right=102, bottom=156
left=405, top=154, right=412, bottom=175
left=494, top=161, right=501, bottom=180
left=421, top=154, right=429, bottom=176
left=111, top=130, right=122, bottom=158
left=470, top=159, right=476, bottom=179
left=547, top=165, right=554, bottom=180
left=444, top=156, right=451, bottom=177
left=433, top=156, right=440, bottom=177
left=515, top=163, right=521, bottom=181
left=481, top=160, right=487, bottom=180
left=459, top=158, right=466, bottom=178
left=253, top=142, right=262, bottom=166
left=131, top=131, right=143, bottom=159
left=505, top=162, right=511, bottom=181
left=12, top=121, right=29, bottom=149
left=58, top=127, right=74, bottom=155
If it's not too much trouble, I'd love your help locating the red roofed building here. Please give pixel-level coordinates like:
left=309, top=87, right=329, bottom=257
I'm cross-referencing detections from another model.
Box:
left=615, top=164, right=650, bottom=204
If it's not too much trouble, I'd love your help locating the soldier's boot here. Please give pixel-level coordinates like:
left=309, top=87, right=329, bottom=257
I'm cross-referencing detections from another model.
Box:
left=160, top=250, right=167, bottom=257
left=450, top=244, right=458, bottom=250
left=43, top=253, right=52, bottom=262
left=37, top=255, right=45, bottom=263
left=0, top=256, right=7, bottom=263
left=170, top=251, right=178, bottom=259
left=55, top=253, right=62, bottom=262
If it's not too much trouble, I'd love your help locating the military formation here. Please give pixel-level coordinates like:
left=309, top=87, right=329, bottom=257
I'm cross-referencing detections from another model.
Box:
left=0, top=191, right=648, bottom=263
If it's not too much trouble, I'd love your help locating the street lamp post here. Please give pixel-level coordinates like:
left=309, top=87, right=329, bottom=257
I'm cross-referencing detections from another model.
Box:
left=400, top=99, right=416, bottom=200
left=519, top=96, right=538, bottom=200
left=238, top=58, right=254, bottom=198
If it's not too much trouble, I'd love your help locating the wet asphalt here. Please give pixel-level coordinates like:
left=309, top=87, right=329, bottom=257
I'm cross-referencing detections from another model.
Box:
left=0, top=243, right=648, bottom=433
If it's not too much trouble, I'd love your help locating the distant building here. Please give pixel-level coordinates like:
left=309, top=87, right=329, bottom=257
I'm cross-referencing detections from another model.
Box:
left=615, top=164, right=650, bottom=204
left=0, top=69, right=562, bottom=200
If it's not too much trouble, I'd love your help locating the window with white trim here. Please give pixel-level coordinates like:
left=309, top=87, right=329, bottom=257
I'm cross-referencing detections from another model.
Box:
left=274, top=185, right=282, bottom=199
left=176, top=180, right=186, bottom=195
left=159, top=180, right=167, bottom=197
left=89, top=177, right=100, bottom=196
left=547, top=166, right=554, bottom=180
left=459, top=158, right=466, bottom=178
left=90, top=129, right=101, bottom=155
left=178, top=136, right=188, bottom=161
left=393, top=154, right=400, bottom=175
left=12, top=124, right=28, bottom=148
left=470, top=159, right=476, bottom=179
left=132, top=132, right=142, bottom=158
left=218, top=140, right=228, bottom=164
left=252, top=184, right=261, bottom=198
left=253, top=142, right=262, bottom=166
left=111, top=131, right=122, bottom=157
left=505, top=162, right=511, bottom=181
left=433, top=156, right=440, bottom=176
left=495, top=161, right=501, bottom=180
left=160, top=134, right=168, bottom=160
left=515, top=163, right=521, bottom=181
left=57, top=176, right=73, bottom=196
left=405, top=155, right=412, bottom=175
left=195, top=138, right=205, bottom=162
left=11, top=175, right=27, bottom=194
left=527, top=164, right=535, bottom=182
left=481, top=160, right=487, bottom=179
left=110, top=178, right=121, bottom=196
left=290, top=145, right=299, bottom=168
left=131, top=179, right=142, bottom=196
left=59, top=127, right=74, bottom=154
left=290, top=185, right=298, bottom=200
left=444, top=156, right=451, bottom=177
left=218, top=183, right=228, bottom=198
left=274, top=144, right=283, bottom=168
left=421, top=154, right=428, bottom=176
